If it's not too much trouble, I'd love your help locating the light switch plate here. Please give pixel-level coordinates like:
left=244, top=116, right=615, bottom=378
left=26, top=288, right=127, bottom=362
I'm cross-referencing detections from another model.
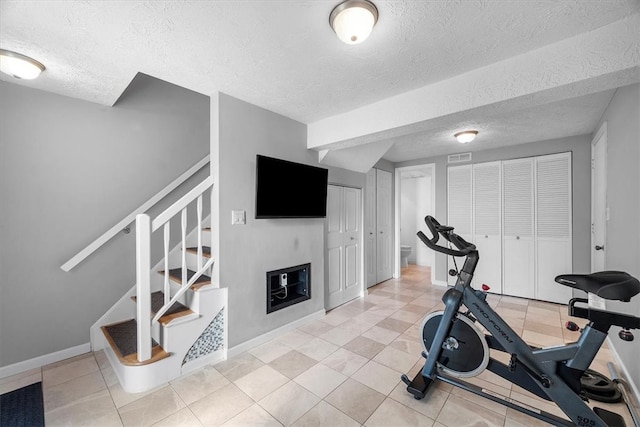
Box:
left=232, top=210, right=246, bottom=225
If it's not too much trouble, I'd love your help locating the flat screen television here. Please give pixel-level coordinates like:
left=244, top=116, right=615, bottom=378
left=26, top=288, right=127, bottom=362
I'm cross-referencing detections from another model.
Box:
left=255, top=155, right=328, bottom=218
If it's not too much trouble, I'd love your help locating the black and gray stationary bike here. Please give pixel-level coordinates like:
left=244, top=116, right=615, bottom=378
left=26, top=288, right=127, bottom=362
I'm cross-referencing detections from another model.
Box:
left=401, top=216, right=640, bottom=427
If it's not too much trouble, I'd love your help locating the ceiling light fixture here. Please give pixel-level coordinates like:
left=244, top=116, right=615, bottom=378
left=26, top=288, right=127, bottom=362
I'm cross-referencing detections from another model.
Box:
left=454, top=130, right=478, bottom=144
left=0, top=49, right=45, bottom=80
left=329, top=0, right=378, bottom=45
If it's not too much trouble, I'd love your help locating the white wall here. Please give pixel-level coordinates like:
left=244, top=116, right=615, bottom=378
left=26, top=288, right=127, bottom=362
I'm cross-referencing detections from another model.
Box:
left=216, top=93, right=364, bottom=348
left=400, top=178, right=417, bottom=264
left=0, top=75, right=210, bottom=367
left=594, top=83, right=640, bottom=391
left=400, top=175, right=433, bottom=267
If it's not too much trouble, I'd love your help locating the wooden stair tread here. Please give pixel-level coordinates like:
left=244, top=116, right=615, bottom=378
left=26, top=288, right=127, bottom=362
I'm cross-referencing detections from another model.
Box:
left=131, top=291, right=194, bottom=325
left=101, top=319, right=170, bottom=366
left=158, top=268, right=212, bottom=290
left=186, top=246, right=212, bottom=258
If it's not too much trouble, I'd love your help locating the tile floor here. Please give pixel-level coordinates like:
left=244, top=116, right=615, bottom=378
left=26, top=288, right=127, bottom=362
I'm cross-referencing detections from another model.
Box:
left=1, top=265, right=634, bottom=426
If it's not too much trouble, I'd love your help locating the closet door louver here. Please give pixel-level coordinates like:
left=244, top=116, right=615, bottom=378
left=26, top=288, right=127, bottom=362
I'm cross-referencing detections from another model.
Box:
left=502, top=158, right=535, bottom=298
left=535, top=153, right=572, bottom=303
left=447, top=165, right=472, bottom=284
left=473, top=162, right=502, bottom=292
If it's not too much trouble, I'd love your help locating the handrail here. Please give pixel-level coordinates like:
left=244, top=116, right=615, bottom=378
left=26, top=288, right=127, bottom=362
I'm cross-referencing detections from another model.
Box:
left=151, top=177, right=213, bottom=232
left=61, top=155, right=210, bottom=272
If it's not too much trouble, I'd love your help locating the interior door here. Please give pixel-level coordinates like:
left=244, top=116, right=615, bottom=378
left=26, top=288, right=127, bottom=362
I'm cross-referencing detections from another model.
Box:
left=473, top=162, right=502, bottom=293
left=376, top=169, right=393, bottom=282
left=326, top=185, right=362, bottom=310
left=535, top=153, right=573, bottom=304
left=591, top=126, right=607, bottom=272
left=502, top=158, right=535, bottom=299
left=447, top=165, right=473, bottom=285
left=365, top=169, right=377, bottom=287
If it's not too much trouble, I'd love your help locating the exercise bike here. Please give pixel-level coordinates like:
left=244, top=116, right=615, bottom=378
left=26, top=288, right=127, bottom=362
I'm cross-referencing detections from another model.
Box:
left=401, top=216, right=640, bottom=427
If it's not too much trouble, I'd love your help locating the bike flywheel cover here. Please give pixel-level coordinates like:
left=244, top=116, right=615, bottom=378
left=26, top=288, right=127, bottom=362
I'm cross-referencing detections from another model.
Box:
left=420, top=311, right=489, bottom=378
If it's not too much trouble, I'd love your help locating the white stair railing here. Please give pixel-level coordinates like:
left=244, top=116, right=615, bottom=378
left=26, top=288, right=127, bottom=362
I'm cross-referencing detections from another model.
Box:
left=135, top=176, right=214, bottom=362
left=61, top=155, right=209, bottom=272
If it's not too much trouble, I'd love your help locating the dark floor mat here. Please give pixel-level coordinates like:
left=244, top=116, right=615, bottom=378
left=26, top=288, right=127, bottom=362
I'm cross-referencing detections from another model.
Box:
left=0, top=382, right=44, bottom=427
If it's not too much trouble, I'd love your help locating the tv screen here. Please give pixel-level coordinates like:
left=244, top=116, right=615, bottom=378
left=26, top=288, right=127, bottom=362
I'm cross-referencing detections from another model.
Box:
left=255, top=155, right=328, bottom=218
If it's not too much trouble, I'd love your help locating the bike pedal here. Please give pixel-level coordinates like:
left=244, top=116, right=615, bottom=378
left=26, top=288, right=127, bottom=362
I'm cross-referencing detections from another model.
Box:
left=593, top=407, right=626, bottom=426
left=565, top=321, right=580, bottom=332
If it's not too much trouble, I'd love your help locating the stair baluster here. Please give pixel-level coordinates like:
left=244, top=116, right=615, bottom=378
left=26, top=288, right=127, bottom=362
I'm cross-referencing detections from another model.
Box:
left=135, top=214, right=152, bottom=362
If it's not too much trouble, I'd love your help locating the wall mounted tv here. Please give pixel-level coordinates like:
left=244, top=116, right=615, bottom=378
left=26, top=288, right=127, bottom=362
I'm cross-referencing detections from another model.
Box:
left=255, top=155, right=328, bottom=219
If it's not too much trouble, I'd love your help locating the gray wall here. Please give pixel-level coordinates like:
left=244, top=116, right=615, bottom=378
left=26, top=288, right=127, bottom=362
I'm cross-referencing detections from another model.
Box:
left=0, top=75, right=209, bottom=367
left=217, top=93, right=363, bottom=348
left=395, top=135, right=592, bottom=284
left=595, top=83, right=640, bottom=388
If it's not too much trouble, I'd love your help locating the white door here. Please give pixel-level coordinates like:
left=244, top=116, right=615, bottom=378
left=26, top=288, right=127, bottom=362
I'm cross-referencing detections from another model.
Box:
left=535, top=153, right=573, bottom=304
left=447, top=165, right=473, bottom=285
left=326, top=185, right=362, bottom=310
left=365, top=169, right=377, bottom=287
left=473, top=162, right=502, bottom=293
left=502, top=158, right=535, bottom=299
left=591, top=125, right=607, bottom=272
left=376, top=170, right=393, bottom=282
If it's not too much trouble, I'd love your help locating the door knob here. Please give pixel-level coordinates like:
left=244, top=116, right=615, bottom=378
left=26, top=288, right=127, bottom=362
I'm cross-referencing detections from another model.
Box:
left=350, top=237, right=355, bottom=240
left=595, top=245, right=605, bottom=251
left=369, top=232, right=373, bottom=235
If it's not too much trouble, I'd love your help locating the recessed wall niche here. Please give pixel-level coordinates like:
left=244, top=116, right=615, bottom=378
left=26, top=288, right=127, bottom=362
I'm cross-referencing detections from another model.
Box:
left=266, top=263, right=310, bottom=313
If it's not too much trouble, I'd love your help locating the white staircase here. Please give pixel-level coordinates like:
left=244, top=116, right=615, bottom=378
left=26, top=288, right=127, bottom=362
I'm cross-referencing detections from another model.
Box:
left=89, top=177, right=227, bottom=393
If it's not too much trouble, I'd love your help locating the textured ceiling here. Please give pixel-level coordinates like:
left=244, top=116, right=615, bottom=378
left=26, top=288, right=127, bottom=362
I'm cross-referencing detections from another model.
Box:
left=1, top=0, right=639, bottom=163
left=384, top=90, right=617, bottom=163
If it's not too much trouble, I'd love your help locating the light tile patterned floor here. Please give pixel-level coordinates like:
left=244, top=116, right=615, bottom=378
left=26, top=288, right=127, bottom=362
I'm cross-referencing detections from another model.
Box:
left=3, top=265, right=634, bottom=426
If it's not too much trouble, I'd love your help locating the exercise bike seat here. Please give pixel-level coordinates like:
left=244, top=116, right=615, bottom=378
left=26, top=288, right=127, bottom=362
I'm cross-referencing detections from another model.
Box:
left=555, top=271, right=640, bottom=301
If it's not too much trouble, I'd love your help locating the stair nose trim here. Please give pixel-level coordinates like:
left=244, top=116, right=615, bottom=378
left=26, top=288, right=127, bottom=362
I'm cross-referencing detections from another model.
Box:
left=186, top=246, right=212, bottom=258
left=158, top=268, right=212, bottom=289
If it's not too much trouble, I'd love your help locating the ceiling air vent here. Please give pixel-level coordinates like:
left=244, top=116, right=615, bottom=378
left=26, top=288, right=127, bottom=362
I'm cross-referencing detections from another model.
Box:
left=448, top=152, right=472, bottom=164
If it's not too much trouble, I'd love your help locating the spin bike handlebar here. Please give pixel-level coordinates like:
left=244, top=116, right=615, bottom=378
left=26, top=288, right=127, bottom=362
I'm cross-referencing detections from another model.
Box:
left=417, top=216, right=476, bottom=257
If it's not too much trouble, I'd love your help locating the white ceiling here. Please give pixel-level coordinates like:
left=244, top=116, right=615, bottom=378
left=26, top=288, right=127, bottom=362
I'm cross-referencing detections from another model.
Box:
left=1, top=0, right=639, bottom=164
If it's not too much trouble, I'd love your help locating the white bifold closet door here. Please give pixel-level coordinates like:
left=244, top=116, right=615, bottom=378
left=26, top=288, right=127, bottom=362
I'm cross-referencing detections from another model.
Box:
left=473, top=162, right=502, bottom=293
left=502, top=158, right=535, bottom=299
left=535, top=153, right=572, bottom=304
left=447, top=165, right=473, bottom=285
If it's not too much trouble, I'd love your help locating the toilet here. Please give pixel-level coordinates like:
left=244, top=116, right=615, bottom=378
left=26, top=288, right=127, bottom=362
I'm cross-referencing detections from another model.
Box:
left=400, top=245, right=412, bottom=267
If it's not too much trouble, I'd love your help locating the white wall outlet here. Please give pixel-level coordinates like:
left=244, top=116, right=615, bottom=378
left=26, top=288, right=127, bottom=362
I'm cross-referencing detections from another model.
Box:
left=232, top=210, right=246, bottom=225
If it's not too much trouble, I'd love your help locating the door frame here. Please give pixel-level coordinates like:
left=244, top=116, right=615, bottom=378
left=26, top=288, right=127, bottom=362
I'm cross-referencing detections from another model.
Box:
left=325, top=183, right=365, bottom=310
left=591, top=122, right=607, bottom=273
left=394, top=163, right=437, bottom=280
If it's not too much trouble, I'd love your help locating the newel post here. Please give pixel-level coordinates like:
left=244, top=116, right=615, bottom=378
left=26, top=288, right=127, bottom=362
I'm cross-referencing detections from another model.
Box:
left=135, top=214, right=152, bottom=362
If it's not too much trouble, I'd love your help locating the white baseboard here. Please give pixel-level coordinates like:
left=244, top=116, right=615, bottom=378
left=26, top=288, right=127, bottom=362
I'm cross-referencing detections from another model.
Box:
left=228, top=309, right=325, bottom=358
left=0, top=342, right=91, bottom=379
left=606, top=336, right=640, bottom=404
left=432, top=280, right=449, bottom=287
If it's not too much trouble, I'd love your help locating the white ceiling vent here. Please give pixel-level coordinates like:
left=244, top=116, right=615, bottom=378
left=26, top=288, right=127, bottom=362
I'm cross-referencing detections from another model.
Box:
left=448, top=152, right=472, bottom=164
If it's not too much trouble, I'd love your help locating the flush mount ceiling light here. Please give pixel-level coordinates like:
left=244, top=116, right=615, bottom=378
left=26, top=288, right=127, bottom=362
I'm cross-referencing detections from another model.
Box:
left=330, top=0, right=378, bottom=45
left=0, top=49, right=45, bottom=80
left=454, top=130, right=478, bottom=144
